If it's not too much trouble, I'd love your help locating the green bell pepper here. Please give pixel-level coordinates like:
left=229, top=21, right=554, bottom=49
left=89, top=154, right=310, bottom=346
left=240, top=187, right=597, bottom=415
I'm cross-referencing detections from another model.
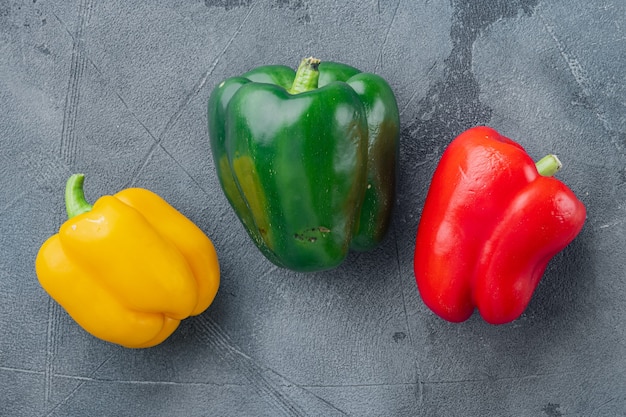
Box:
left=208, top=57, right=399, bottom=272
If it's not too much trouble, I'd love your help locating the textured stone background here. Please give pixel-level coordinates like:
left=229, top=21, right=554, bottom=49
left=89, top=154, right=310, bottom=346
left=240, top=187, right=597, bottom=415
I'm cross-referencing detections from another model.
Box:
left=1, top=0, right=625, bottom=416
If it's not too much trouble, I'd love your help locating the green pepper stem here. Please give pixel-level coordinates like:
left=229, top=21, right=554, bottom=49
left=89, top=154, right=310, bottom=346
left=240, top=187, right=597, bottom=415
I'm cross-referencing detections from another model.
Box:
left=288, top=57, right=321, bottom=94
left=65, top=174, right=93, bottom=219
left=535, top=154, right=562, bottom=177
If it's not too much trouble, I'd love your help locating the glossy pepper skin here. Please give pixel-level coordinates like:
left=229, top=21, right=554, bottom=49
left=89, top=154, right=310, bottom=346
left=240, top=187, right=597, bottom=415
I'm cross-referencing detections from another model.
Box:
left=414, top=126, right=586, bottom=324
left=208, top=57, right=399, bottom=272
left=35, top=174, right=220, bottom=348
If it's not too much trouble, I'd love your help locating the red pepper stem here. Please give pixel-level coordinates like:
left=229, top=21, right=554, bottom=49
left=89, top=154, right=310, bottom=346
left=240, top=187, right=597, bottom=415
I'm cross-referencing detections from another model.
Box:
left=65, top=173, right=93, bottom=219
left=288, top=57, right=321, bottom=94
left=535, top=154, right=562, bottom=177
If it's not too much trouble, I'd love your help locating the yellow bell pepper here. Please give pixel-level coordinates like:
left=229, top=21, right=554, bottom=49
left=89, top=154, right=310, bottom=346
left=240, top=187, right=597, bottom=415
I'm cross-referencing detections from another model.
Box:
left=35, top=174, right=220, bottom=348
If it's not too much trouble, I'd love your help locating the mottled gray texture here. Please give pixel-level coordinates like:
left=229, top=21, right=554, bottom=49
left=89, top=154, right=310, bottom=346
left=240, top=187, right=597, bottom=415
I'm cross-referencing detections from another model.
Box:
left=1, top=0, right=624, bottom=416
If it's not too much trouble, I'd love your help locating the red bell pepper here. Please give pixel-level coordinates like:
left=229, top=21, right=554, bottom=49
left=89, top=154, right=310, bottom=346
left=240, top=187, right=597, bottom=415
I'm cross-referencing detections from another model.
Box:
left=414, top=126, right=586, bottom=324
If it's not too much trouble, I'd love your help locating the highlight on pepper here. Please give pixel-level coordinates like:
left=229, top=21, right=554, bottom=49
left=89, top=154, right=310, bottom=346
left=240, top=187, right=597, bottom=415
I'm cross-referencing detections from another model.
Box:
left=208, top=56, right=400, bottom=272
left=413, top=126, right=586, bottom=325
left=35, top=174, right=220, bottom=348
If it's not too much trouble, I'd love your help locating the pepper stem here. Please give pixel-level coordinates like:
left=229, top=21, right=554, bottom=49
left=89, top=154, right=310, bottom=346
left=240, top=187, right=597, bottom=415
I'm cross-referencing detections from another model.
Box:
left=288, top=57, right=321, bottom=94
left=65, top=174, right=93, bottom=219
left=535, top=154, right=562, bottom=177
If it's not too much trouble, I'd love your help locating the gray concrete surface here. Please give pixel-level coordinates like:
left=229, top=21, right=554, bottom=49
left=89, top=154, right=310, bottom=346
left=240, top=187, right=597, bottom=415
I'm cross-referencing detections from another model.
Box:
left=1, top=1, right=625, bottom=416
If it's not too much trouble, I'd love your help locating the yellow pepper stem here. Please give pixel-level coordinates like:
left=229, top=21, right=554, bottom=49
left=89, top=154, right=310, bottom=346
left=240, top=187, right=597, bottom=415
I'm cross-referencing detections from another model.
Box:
left=65, top=174, right=93, bottom=219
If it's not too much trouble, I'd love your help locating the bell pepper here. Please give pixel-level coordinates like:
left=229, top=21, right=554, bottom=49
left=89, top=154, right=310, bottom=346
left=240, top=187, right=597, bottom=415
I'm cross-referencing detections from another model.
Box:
left=35, top=174, right=220, bottom=348
left=208, top=57, right=400, bottom=272
left=414, top=126, right=586, bottom=324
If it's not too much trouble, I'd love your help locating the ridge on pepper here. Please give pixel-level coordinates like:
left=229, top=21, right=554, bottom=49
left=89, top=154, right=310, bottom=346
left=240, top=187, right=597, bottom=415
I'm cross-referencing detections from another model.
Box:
left=413, top=126, right=586, bottom=324
left=208, top=57, right=400, bottom=272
